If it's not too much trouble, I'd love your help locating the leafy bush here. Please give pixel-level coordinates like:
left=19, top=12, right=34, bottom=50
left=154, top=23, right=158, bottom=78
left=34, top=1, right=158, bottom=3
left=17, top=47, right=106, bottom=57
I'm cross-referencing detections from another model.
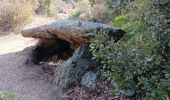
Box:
left=113, top=15, right=129, bottom=28
left=0, top=0, right=33, bottom=31
left=90, top=0, right=170, bottom=99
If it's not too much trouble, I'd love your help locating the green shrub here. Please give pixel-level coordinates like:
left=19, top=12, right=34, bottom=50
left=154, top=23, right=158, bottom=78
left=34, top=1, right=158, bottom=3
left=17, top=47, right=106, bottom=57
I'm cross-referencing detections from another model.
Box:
left=0, top=0, right=33, bottom=31
left=113, top=15, right=129, bottom=28
left=90, top=19, right=169, bottom=99
left=90, top=0, right=170, bottom=99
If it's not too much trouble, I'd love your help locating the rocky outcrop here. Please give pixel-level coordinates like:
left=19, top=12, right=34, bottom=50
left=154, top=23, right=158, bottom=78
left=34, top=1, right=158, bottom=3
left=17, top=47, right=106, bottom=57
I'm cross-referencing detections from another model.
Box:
left=21, top=19, right=126, bottom=91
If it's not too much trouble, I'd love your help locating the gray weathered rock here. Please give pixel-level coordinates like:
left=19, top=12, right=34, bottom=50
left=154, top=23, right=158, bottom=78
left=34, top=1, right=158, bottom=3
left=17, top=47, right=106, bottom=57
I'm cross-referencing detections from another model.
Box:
left=21, top=19, right=125, bottom=45
left=81, top=71, right=97, bottom=91
left=54, top=46, right=98, bottom=89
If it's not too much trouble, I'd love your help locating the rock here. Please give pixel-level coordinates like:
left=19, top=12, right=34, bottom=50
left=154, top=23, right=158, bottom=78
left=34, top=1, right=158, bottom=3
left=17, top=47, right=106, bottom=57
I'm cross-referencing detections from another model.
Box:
left=81, top=71, right=97, bottom=91
left=21, top=19, right=126, bottom=45
left=54, top=46, right=98, bottom=90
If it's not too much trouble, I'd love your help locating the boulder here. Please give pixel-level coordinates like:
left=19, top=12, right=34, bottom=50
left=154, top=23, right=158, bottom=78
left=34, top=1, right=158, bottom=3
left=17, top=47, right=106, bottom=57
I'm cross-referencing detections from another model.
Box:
left=54, top=46, right=98, bottom=90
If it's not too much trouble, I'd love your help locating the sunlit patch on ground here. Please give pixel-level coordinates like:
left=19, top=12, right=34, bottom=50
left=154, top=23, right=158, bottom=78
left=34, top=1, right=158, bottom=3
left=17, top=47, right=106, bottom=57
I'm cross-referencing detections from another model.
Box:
left=0, top=34, right=37, bottom=55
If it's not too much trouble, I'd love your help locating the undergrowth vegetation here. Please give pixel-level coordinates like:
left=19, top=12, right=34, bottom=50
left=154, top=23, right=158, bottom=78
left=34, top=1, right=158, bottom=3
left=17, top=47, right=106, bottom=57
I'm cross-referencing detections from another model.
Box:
left=90, top=0, right=170, bottom=99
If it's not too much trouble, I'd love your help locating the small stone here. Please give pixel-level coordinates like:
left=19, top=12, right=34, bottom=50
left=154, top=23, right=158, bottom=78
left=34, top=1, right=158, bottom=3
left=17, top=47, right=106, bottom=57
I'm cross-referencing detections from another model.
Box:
left=81, top=71, right=97, bottom=90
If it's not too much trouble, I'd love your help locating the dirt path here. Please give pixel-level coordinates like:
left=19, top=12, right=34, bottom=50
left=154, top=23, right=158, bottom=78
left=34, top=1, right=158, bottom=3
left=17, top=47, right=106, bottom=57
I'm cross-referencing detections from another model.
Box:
left=0, top=35, right=60, bottom=100
left=0, top=15, right=70, bottom=100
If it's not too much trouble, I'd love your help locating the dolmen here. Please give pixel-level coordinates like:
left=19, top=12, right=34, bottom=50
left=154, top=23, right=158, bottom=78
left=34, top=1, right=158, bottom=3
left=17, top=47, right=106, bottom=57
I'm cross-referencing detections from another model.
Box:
left=21, top=19, right=125, bottom=90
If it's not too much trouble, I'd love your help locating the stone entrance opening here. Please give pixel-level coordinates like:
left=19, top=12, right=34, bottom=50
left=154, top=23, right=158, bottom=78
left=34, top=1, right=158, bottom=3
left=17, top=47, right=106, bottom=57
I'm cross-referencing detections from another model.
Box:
left=32, top=38, right=75, bottom=64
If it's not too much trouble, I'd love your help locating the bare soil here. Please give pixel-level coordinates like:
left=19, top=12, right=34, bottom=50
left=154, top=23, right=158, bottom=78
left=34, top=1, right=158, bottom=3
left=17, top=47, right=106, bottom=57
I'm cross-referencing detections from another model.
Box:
left=0, top=34, right=62, bottom=100
left=0, top=10, right=72, bottom=99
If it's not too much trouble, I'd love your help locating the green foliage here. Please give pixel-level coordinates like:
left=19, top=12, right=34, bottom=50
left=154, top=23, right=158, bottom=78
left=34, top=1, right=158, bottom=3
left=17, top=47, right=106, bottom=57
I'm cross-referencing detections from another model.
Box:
left=90, top=0, right=170, bottom=99
left=113, top=15, right=129, bottom=28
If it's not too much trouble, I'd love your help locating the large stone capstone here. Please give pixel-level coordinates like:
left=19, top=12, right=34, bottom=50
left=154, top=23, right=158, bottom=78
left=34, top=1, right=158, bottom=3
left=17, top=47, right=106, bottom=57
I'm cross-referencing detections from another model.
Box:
left=21, top=19, right=125, bottom=45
